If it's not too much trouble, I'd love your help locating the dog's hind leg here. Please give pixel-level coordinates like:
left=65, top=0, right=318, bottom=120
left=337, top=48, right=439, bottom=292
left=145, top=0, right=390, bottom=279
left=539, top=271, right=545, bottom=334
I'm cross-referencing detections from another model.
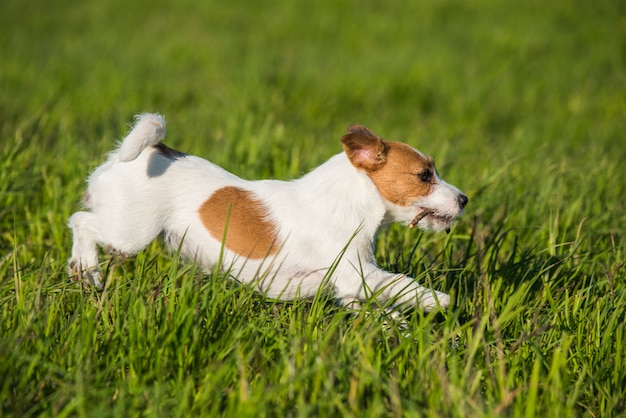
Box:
left=68, top=211, right=104, bottom=288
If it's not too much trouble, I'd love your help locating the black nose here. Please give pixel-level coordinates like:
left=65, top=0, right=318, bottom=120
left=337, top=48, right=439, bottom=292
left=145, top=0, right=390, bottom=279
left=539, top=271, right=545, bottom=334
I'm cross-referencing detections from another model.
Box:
left=457, top=194, right=468, bottom=209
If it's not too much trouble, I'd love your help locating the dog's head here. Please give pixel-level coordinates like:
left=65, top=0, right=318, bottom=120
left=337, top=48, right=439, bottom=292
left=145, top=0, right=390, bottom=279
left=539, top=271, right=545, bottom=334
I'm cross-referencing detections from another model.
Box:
left=341, top=124, right=468, bottom=232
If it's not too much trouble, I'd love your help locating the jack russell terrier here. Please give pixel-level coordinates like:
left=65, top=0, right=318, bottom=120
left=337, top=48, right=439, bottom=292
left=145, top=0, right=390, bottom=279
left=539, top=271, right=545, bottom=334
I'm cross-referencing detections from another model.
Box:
left=69, top=114, right=467, bottom=311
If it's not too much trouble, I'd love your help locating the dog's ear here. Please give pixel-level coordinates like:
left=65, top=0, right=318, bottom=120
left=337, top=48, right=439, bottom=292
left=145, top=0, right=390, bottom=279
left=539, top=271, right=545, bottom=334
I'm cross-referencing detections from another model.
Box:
left=346, top=124, right=377, bottom=139
left=341, top=125, right=389, bottom=171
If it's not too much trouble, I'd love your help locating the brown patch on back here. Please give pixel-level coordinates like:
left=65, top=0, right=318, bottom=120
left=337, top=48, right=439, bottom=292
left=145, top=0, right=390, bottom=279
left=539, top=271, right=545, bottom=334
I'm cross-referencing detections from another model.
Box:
left=198, top=186, right=280, bottom=259
left=341, top=125, right=434, bottom=206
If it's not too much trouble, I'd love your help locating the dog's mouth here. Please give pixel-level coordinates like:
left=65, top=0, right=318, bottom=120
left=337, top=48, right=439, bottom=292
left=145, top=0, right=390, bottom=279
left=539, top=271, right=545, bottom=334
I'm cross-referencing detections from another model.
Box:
left=409, top=208, right=457, bottom=232
left=408, top=209, right=433, bottom=229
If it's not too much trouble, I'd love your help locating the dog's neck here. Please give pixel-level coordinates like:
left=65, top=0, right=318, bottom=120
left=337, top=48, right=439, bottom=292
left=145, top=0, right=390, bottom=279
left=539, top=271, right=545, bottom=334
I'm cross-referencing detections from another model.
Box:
left=295, top=153, right=388, bottom=237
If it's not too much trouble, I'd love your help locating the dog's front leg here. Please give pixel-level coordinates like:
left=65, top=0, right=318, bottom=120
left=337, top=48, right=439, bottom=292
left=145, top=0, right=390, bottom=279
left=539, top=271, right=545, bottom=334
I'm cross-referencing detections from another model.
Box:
left=336, top=265, right=450, bottom=311
left=374, top=271, right=451, bottom=311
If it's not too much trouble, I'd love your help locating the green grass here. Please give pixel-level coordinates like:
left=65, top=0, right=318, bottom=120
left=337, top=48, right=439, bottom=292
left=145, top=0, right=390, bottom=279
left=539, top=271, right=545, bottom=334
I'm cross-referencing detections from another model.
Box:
left=2, top=0, right=625, bottom=416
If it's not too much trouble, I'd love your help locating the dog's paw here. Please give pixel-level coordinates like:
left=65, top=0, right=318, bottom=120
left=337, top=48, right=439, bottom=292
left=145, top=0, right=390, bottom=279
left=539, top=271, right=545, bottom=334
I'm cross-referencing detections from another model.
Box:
left=68, top=259, right=104, bottom=289
left=419, top=290, right=450, bottom=311
left=68, top=259, right=80, bottom=277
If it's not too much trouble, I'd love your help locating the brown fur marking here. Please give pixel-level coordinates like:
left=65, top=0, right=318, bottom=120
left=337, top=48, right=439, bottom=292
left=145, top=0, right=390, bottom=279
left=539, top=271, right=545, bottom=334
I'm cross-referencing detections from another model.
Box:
left=341, top=127, right=433, bottom=206
left=367, top=141, right=433, bottom=206
left=198, top=186, right=280, bottom=258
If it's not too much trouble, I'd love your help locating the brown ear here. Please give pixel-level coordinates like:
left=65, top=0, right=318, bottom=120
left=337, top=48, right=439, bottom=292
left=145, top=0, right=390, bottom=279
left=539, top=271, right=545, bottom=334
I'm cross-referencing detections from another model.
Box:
left=347, top=124, right=377, bottom=139
left=341, top=125, right=388, bottom=171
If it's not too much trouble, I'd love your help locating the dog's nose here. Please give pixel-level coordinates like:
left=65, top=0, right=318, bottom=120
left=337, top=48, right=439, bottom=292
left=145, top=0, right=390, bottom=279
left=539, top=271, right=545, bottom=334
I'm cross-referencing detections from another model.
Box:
left=457, top=194, right=468, bottom=209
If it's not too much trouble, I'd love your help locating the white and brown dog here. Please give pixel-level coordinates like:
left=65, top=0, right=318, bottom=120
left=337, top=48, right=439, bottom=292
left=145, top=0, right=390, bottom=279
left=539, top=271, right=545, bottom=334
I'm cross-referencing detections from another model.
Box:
left=69, top=114, right=467, bottom=311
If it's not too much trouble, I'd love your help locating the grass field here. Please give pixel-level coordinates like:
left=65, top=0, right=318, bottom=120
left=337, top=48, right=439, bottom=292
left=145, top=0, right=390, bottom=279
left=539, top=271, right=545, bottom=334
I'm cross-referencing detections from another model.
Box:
left=2, top=0, right=625, bottom=416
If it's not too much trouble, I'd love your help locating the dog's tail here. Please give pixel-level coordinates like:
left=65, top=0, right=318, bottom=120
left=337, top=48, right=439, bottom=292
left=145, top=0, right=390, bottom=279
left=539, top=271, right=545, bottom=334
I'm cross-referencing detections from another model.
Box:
left=117, top=113, right=167, bottom=162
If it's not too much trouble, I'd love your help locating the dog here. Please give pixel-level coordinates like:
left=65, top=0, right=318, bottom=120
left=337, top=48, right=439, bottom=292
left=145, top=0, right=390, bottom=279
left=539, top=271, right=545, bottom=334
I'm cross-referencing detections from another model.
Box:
left=68, top=114, right=467, bottom=311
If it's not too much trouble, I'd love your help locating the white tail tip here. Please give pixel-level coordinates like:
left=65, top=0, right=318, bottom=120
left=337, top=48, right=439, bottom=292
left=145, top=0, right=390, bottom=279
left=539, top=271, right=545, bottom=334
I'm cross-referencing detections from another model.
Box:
left=117, top=113, right=167, bottom=162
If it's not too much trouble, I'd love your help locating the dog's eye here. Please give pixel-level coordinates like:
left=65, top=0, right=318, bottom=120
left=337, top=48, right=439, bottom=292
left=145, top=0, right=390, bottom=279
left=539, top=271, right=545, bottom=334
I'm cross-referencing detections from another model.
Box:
left=417, top=170, right=432, bottom=183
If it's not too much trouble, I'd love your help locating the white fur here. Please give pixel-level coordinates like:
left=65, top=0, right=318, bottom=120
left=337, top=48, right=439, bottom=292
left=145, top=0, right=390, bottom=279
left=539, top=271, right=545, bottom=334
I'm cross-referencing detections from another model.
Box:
left=69, top=114, right=467, bottom=311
